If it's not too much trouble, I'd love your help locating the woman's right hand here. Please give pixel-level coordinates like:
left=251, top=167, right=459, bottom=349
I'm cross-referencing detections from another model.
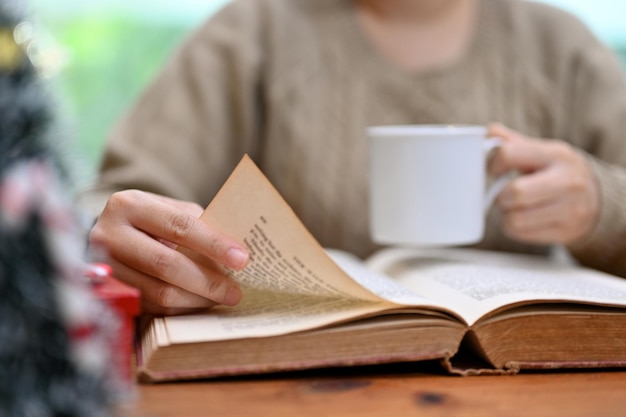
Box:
left=88, top=190, right=249, bottom=316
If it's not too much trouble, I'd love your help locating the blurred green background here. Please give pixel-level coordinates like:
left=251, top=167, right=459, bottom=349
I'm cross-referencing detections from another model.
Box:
left=30, top=0, right=626, bottom=182
left=30, top=0, right=230, bottom=182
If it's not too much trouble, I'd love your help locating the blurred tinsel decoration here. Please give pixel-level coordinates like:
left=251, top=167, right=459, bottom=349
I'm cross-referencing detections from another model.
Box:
left=0, top=0, right=119, bottom=416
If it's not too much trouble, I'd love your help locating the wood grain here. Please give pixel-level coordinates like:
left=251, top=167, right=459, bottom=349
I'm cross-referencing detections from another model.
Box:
left=118, top=366, right=626, bottom=417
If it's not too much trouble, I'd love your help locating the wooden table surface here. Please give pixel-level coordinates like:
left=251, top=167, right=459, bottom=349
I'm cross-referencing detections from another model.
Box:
left=118, top=364, right=626, bottom=417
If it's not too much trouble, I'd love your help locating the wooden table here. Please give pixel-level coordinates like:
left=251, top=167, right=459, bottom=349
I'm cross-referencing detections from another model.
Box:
left=118, top=364, right=626, bottom=417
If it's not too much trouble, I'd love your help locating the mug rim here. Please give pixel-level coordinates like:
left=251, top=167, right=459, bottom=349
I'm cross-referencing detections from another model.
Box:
left=368, top=124, right=486, bottom=137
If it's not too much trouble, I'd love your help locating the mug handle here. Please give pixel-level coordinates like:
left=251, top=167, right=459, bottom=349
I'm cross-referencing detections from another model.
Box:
left=483, top=138, right=516, bottom=212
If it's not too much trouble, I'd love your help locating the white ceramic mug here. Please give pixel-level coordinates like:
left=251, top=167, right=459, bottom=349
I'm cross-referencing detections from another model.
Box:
left=368, top=124, right=511, bottom=246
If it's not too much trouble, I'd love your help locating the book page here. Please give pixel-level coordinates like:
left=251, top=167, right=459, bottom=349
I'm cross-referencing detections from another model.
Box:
left=164, top=155, right=421, bottom=343
left=326, top=249, right=450, bottom=307
left=164, top=289, right=394, bottom=343
left=199, top=155, right=381, bottom=301
left=164, top=246, right=467, bottom=343
left=366, top=247, right=626, bottom=325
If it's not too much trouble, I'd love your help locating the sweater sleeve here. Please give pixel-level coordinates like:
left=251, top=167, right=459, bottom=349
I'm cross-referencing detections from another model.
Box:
left=77, top=0, right=265, bottom=217
left=562, top=31, right=626, bottom=278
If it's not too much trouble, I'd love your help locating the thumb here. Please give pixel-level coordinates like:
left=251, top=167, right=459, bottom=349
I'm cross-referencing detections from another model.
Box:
left=487, top=123, right=525, bottom=145
left=487, top=125, right=550, bottom=176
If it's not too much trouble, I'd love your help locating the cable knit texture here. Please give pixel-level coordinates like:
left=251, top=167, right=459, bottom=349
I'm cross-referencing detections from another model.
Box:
left=79, top=0, right=626, bottom=277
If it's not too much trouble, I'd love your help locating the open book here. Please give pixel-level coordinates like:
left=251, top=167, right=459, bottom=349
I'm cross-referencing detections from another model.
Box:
left=137, top=155, right=626, bottom=382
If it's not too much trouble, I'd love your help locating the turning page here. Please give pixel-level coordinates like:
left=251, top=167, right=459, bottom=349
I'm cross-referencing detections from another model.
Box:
left=164, top=156, right=450, bottom=344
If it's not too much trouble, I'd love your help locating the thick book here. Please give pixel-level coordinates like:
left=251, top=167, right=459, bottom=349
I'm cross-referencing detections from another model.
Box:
left=137, top=155, right=626, bottom=383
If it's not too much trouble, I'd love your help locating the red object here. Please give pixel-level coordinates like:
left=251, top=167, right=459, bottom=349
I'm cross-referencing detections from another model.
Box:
left=89, top=264, right=141, bottom=386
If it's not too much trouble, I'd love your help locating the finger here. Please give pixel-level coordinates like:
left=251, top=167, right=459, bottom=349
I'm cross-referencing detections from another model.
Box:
left=486, top=123, right=525, bottom=144
left=489, top=138, right=555, bottom=177
left=486, top=124, right=529, bottom=175
left=501, top=198, right=589, bottom=244
left=502, top=199, right=563, bottom=237
left=504, top=223, right=565, bottom=245
left=502, top=213, right=565, bottom=245
left=142, top=299, right=211, bottom=316
left=496, top=167, right=564, bottom=210
left=91, top=191, right=246, bottom=306
left=150, top=193, right=204, bottom=217
left=114, top=191, right=249, bottom=270
left=108, top=258, right=217, bottom=311
left=107, top=228, right=243, bottom=306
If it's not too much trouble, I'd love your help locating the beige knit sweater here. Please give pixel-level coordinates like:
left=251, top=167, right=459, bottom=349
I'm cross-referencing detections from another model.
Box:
left=79, top=0, right=626, bottom=277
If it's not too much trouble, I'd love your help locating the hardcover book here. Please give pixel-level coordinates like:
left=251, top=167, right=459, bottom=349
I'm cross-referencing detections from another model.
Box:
left=137, top=155, right=626, bottom=382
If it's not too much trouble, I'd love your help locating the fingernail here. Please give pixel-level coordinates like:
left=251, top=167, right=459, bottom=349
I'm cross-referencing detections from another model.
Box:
left=224, top=286, right=242, bottom=306
left=226, top=248, right=249, bottom=269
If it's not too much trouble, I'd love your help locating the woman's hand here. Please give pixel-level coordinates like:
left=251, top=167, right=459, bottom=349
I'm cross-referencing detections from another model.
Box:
left=487, top=123, right=601, bottom=246
left=88, top=190, right=249, bottom=315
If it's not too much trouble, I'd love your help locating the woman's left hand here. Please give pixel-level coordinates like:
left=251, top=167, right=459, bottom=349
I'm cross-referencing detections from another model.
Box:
left=487, top=123, right=601, bottom=245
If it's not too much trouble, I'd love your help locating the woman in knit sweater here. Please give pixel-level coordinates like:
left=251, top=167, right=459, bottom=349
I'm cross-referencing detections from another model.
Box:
left=80, top=0, right=626, bottom=315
